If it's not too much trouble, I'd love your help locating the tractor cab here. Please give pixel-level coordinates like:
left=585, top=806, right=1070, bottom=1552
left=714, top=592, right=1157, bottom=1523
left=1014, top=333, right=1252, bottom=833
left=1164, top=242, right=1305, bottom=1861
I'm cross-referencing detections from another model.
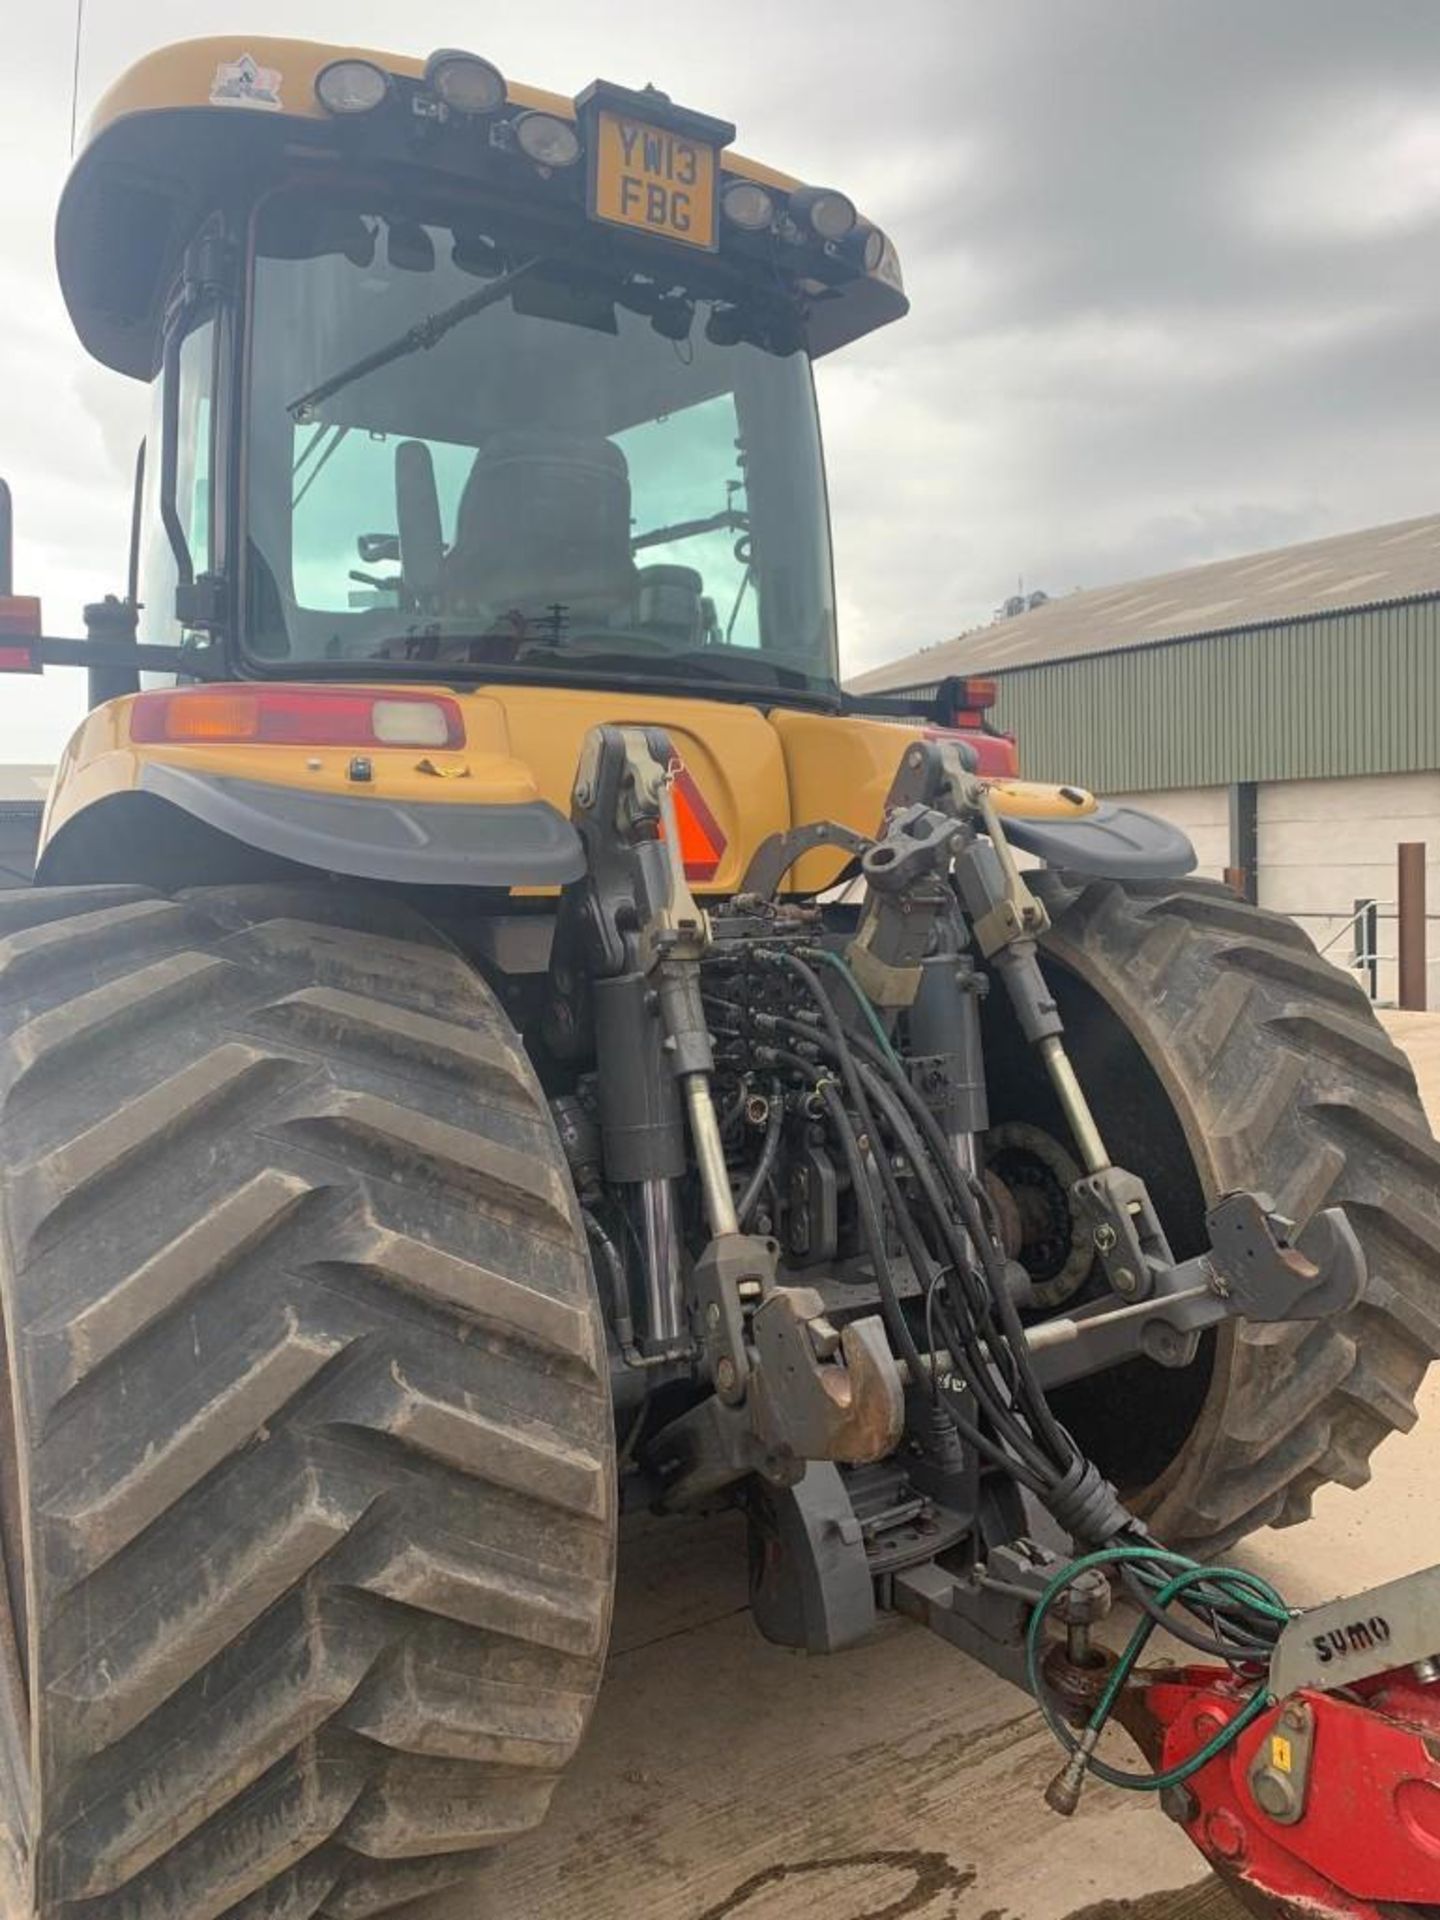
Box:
left=7, top=38, right=1027, bottom=898
left=52, top=39, right=906, bottom=703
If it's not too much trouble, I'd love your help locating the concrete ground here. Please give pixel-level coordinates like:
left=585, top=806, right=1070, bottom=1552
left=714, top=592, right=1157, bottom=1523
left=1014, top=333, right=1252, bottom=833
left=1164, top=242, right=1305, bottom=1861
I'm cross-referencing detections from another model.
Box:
left=447, top=1012, right=1440, bottom=1920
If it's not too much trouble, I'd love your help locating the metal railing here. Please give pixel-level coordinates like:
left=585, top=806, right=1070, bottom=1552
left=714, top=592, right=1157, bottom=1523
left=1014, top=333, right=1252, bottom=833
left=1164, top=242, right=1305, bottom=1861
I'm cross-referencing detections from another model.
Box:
left=1288, top=901, right=1440, bottom=1005
left=1291, top=901, right=1383, bottom=999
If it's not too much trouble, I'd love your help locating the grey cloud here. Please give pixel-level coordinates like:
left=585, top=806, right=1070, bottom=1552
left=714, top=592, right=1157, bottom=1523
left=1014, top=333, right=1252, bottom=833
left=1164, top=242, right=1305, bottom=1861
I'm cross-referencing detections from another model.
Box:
left=881, top=6, right=1440, bottom=330
left=2, top=0, right=1438, bottom=718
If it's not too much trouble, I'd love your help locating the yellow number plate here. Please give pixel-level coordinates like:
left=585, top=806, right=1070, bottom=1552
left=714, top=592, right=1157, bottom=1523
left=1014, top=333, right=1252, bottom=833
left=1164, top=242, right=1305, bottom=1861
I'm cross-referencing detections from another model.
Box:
left=591, top=109, right=718, bottom=250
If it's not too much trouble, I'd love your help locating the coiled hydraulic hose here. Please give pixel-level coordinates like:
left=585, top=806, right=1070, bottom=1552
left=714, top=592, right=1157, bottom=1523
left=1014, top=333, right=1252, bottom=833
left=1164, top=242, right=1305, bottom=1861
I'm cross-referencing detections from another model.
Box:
left=1027, top=1543, right=1290, bottom=1806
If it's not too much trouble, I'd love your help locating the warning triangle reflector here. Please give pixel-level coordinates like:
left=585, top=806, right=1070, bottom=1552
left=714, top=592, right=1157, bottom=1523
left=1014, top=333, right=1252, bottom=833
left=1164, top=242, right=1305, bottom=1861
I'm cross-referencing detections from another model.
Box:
left=672, top=767, right=726, bottom=881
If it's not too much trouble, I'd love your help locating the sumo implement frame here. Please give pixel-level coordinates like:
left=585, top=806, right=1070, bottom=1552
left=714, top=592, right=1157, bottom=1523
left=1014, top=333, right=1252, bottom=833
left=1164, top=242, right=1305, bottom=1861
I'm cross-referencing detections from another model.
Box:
left=1021, top=1553, right=1440, bottom=1920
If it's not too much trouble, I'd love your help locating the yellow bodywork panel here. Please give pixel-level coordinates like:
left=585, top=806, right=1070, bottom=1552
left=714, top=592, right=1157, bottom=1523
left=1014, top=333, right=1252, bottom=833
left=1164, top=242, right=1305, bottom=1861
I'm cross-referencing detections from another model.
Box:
left=59, top=36, right=907, bottom=378
left=42, top=684, right=1093, bottom=894
left=78, top=37, right=800, bottom=198
left=985, top=779, right=1097, bottom=821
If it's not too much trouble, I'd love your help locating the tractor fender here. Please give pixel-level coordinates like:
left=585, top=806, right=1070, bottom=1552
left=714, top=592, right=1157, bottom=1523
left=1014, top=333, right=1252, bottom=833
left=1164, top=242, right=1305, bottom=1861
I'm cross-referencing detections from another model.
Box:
left=39, top=760, right=584, bottom=890
left=1001, top=800, right=1196, bottom=881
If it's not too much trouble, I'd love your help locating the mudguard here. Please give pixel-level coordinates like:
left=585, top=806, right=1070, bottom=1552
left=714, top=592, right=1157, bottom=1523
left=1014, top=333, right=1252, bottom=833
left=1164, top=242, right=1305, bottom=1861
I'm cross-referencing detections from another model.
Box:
left=137, top=760, right=585, bottom=887
left=1000, top=800, right=1196, bottom=880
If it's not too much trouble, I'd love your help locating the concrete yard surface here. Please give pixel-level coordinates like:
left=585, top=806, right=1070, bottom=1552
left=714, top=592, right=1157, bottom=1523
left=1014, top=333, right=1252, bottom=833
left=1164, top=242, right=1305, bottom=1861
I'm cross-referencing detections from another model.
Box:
left=422, top=1010, right=1440, bottom=1920
left=461, top=1509, right=1229, bottom=1920
left=1383, top=1009, right=1440, bottom=1130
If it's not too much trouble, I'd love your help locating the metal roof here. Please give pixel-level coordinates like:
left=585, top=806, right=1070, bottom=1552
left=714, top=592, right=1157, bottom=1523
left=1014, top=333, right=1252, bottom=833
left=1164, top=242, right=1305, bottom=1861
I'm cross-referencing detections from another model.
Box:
left=849, top=510, right=1440, bottom=691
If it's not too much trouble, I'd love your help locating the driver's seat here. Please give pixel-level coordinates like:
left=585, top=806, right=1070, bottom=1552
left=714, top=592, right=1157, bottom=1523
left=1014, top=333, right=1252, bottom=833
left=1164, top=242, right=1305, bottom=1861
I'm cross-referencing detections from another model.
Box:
left=443, top=428, right=637, bottom=624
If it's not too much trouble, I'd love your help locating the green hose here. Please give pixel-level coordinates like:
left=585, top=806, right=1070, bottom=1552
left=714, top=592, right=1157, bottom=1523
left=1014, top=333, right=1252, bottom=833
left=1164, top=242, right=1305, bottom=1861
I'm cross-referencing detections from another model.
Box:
left=1025, top=1544, right=1287, bottom=1793
left=796, top=946, right=902, bottom=1068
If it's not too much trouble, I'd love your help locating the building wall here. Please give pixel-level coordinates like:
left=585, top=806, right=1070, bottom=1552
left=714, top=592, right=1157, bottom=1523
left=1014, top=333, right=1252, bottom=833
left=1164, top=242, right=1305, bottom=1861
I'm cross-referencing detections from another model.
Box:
left=1259, top=773, right=1440, bottom=1008
left=1108, top=785, right=1229, bottom=879
left=1107, top=774, right=1439, bottom=1008
left=979, top=596, right=1440, bottom=795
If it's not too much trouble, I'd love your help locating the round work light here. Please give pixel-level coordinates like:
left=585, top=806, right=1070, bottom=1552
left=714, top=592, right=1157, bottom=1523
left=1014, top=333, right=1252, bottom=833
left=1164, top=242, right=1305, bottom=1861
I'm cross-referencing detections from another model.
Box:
left=424, top=50, right=506, bottom=116
left=314, top=59, right=391, bottom=115
left=514, top=112, right=582, bottom=168
left=790, top=185, right=858, bottom=242
left=721, top=181, right=777, bottom=231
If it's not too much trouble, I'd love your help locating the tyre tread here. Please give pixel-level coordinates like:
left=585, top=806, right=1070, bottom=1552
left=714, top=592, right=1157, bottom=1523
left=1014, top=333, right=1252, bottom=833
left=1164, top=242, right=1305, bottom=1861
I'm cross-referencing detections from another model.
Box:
left=0, top=886, right=612, bottom=1919
left=1045, top=876, right=1440, bottom=1552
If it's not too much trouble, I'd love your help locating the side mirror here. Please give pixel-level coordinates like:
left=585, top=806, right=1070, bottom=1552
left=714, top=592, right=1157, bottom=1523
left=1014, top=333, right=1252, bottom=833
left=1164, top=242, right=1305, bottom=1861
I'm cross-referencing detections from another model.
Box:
left=0, top=474, right=204, bottom=687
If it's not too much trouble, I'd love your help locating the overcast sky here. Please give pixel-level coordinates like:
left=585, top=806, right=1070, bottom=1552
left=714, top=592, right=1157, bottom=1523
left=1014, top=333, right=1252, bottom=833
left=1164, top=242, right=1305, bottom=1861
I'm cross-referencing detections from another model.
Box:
left=2, top=0, right=1439, bottom=759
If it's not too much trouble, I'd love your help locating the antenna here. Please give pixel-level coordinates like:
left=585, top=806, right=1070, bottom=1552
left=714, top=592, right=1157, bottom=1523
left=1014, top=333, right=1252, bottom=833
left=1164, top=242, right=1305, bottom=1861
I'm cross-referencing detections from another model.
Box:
left=69, top=0, right=86, bottom=155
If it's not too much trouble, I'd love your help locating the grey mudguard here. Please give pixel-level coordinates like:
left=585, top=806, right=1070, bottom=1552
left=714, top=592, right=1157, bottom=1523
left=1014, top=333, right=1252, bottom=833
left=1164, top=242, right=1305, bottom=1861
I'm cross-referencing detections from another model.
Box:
left=139, top=761, right=586, bottom=887
left=1001, top=801, right=1196, bottom=880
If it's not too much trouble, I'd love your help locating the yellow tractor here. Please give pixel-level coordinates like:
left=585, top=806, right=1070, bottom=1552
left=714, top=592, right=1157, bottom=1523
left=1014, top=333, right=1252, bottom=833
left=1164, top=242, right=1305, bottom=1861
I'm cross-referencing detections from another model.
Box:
left=0, top=37, right=1436, bottom=1920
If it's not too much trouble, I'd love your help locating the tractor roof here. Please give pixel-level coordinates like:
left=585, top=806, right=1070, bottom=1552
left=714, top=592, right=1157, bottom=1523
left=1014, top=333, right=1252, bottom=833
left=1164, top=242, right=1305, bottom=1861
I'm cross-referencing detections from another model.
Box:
left=58, top=36, right=907, bottom=380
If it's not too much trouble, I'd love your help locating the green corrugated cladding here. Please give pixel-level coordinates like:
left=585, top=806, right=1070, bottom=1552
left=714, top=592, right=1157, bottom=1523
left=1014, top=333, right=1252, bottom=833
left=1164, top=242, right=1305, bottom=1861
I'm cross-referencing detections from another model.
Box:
left=886, top=598, right=1440, bottom=792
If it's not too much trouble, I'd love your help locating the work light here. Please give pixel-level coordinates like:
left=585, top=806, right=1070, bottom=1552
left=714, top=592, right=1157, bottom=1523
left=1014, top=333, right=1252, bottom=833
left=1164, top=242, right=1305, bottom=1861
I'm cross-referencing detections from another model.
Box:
left=721, top=181, right=777, bottom=231
left=314, top=59, right=391, bottom=115
left=514, top=112, right=582, bottom=168
left=424, top=50, right=506, bottom=116
left=790, top=185, right=857, bottom=242
left=850, top=223, right=888, bottom=272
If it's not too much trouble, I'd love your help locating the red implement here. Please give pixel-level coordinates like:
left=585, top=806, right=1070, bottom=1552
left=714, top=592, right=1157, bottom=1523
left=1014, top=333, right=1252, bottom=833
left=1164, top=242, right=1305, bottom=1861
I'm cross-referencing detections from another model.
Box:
left=1127, top=1664, right=1440, bottom=1920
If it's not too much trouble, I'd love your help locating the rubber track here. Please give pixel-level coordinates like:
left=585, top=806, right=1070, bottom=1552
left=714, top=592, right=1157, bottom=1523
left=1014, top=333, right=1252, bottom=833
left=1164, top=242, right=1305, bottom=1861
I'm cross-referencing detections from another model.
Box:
left=0, top=885, right=615, bottom=1919
left=1039, top=875, right=1440, bottom=1553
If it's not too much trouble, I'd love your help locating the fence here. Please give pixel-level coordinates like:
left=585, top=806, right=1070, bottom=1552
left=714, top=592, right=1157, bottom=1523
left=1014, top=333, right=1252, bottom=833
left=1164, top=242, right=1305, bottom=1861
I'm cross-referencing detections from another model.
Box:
left=1288, top=900, right=1434, bottom=1009
left=1234, top=841, right=1429, bottom=1010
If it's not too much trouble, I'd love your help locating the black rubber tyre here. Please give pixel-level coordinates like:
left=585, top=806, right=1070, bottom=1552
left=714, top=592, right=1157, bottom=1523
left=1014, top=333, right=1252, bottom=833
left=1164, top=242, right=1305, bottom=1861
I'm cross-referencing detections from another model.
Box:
left=0, top=885, right=615, bottom=1919
left=1032, top=876, right=1440, bottom=1554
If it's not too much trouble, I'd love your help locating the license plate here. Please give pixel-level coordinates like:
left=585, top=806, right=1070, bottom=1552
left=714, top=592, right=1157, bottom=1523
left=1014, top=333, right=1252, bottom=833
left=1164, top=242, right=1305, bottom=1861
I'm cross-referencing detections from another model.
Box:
left=591, top=109, right=718, bottom=250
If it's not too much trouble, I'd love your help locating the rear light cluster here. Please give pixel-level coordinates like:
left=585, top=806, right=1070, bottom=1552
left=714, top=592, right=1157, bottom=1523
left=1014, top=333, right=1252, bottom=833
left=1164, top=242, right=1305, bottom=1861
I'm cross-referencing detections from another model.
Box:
left=130, top=687, right=465, bottom=749
left=0, top=595, right=41, bottom=672
left=955, top=677, right=998, bottom=711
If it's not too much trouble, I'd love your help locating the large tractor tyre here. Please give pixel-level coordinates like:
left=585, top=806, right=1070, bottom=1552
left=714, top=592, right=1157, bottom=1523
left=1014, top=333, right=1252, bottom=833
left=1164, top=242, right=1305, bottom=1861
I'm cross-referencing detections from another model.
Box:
left=993, top=875, right=1440, bottom=1556
left=0, top=885, right=615, bottom=1920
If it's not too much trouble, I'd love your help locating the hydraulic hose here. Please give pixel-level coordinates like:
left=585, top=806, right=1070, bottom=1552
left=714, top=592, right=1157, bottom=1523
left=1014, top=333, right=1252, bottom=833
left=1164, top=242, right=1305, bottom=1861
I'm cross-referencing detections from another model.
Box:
left=582, top=1206, right=634, bottom=1349
left=718, top=962, right=1062, bottom=1485
left=1026, top=1544, right=1289, bottom=1806
left=709, top=942, right=1287, bottom=1663
left=734, top=1078, right=784, bottom=1229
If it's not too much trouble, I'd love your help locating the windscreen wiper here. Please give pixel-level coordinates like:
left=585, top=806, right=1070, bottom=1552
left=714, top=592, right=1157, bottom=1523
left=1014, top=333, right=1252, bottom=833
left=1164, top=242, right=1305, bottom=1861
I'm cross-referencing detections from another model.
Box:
left=632, top=508, right=749, bottom=552
left=287, top=256, right=542, bottom=422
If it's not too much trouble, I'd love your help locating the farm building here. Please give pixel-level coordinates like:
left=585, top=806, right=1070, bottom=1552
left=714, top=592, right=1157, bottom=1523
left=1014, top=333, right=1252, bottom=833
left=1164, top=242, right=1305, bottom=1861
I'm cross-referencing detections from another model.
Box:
left=849, top=512, right=1440, bottom=1006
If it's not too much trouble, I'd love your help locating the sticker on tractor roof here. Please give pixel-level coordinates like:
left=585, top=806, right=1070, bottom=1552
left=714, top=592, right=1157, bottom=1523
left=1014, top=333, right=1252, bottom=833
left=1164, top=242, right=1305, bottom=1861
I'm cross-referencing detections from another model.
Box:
left=209, top=55, right=283, bottom=111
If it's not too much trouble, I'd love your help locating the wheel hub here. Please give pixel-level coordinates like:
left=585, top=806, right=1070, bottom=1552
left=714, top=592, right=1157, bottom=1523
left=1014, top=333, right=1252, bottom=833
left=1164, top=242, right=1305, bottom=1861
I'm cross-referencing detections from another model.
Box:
left=983, top=1121, right=1095, bottom=1310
